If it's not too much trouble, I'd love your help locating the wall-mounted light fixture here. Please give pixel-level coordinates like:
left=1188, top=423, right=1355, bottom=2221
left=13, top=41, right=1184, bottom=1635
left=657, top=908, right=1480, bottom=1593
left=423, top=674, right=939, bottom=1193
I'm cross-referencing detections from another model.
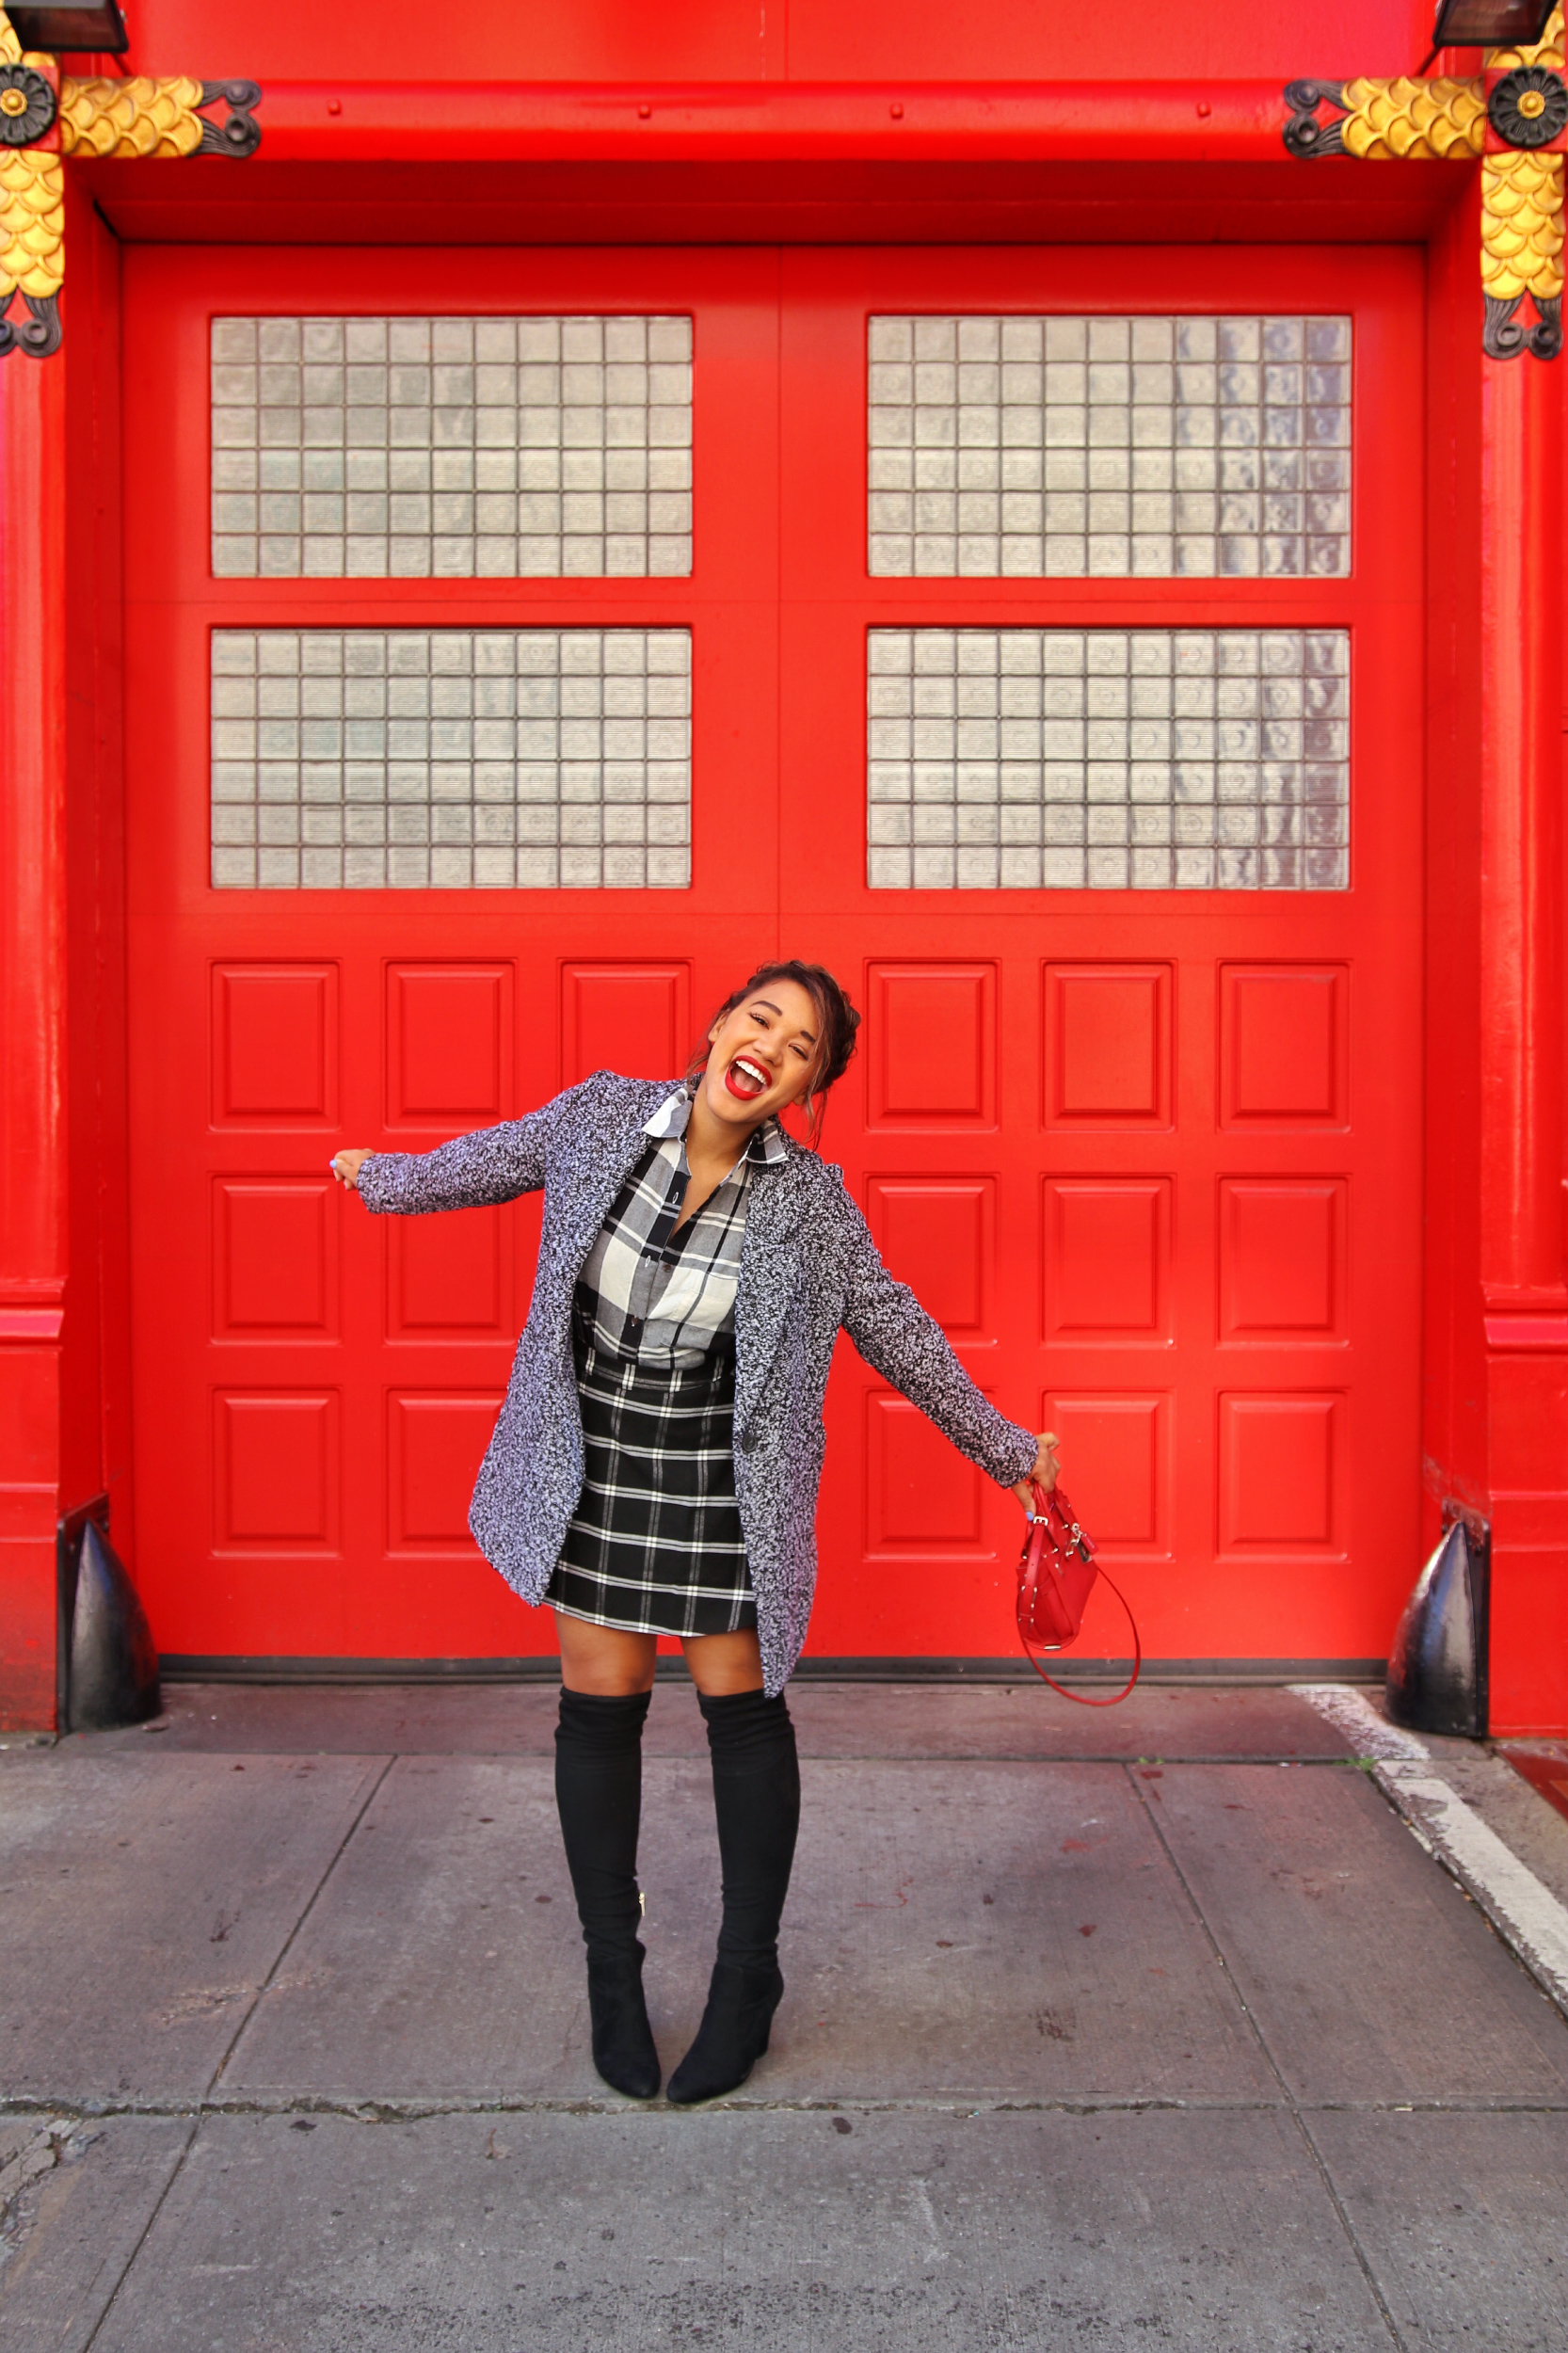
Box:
left=1430, top=0, right=1557, bottom=45
left=5, top=3, right=127, bottom=50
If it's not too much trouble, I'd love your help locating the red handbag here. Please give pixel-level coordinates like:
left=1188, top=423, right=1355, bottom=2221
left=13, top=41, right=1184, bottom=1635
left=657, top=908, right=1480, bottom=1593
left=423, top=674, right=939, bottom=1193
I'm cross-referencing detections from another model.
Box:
left=1016, top=1480, right=1141, bottom=1705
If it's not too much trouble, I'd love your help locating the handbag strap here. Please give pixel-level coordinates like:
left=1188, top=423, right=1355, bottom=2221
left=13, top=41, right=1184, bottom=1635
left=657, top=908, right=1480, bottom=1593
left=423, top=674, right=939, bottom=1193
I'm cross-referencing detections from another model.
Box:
left=1017, top=1492, right=1143, bottom=1704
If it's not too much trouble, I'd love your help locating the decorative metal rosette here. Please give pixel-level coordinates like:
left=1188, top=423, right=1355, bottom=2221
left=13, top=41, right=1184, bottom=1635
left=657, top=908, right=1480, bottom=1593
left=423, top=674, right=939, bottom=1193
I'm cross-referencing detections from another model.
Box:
left=0, top=63, right=57, bottom=148
left=199, top=79, right=263, bottom=156
left=1488, top=65, right=1568, bottom=151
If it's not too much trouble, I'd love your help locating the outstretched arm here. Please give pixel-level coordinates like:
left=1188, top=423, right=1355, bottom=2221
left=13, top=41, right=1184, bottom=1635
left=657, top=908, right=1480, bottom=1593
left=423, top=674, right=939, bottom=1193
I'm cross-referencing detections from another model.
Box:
left=330, top=1091, right=571, bottom=1215
left=840, top=1211, right=1055, bottom=1501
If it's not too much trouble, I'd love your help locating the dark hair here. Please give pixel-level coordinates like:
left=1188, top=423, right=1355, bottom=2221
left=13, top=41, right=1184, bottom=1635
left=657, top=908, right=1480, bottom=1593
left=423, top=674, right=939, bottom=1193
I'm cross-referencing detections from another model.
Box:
left=687, top=960, right=861, bottom=1144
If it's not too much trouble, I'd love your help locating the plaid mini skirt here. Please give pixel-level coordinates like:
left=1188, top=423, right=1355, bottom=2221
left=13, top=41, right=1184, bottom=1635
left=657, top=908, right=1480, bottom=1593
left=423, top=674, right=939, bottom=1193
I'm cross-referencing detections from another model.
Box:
left=545, top=1344, right=757, bottom=1640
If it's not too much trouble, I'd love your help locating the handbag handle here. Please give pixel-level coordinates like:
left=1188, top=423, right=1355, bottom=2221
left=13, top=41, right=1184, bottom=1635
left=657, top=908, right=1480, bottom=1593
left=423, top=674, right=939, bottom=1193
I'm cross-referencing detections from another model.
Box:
left=1017, top=1480, right=1143, bottom=1706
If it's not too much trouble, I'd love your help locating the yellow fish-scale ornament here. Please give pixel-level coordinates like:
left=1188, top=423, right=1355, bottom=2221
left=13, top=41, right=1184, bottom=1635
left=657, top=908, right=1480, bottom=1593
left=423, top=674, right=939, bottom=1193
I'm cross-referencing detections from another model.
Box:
left=57, top=77, right=208, bottom=161
left=0, top=150, right=63, bottom=301
left=1338, top=77, right=1487, bottom=159
left=1482, top=151, right=1565, bottom=300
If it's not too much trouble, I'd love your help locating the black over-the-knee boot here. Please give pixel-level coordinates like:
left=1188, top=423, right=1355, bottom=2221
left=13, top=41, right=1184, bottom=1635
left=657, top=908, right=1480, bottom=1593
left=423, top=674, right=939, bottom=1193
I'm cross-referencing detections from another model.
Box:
left=553, top=1687, right=661, bottom=2099
left=667, top=1687, right=801, bottom=2105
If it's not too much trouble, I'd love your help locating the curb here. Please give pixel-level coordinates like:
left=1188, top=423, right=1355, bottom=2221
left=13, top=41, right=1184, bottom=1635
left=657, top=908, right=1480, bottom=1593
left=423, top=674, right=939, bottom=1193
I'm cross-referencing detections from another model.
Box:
left=1292, top=1683, right=1568, bottom=2023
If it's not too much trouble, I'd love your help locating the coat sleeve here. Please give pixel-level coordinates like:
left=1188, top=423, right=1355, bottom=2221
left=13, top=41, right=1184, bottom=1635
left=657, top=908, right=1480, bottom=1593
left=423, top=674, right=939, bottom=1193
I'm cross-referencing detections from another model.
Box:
left=355, top=1086, right=576, bottom=1215
left=837, top=1193, right=1039, bottom=1489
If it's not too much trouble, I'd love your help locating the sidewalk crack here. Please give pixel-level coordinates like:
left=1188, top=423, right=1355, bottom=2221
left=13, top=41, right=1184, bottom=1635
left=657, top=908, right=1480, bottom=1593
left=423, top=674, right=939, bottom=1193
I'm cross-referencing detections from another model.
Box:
left=203, top=1752, right=397, bottom=2097
left=1125, top=1762, right=1411, bottom=2353
left=79, top=2115, right=200, bottom=2353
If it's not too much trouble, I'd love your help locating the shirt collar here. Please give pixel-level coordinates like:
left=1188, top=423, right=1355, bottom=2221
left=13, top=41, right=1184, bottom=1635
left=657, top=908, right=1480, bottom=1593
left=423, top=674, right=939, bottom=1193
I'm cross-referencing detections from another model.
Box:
left=644, top=1086, right=788, bottom=1168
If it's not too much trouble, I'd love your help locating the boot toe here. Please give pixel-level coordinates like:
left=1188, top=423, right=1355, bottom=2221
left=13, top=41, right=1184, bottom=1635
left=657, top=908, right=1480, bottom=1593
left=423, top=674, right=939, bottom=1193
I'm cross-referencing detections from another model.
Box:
left=666, top=1962, right=783, bottom=2105
left=586, top=1950, right=662, bottom=2100
left=596, top=2045, right=662, bottom=2101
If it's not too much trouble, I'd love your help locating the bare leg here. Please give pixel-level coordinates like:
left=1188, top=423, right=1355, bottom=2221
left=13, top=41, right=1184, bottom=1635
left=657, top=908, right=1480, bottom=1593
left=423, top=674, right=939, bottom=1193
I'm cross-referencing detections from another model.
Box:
left=680, top=1626, right=765, bottom=1696
left=554, top=1618, right=761, bottom=1695
left=555, top=1610, right=658, bottom=1695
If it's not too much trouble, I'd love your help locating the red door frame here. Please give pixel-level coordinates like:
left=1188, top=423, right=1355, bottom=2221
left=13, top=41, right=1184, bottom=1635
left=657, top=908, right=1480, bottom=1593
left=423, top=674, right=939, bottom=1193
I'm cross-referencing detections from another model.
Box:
left=116, top=236, right=1426, bottom=1677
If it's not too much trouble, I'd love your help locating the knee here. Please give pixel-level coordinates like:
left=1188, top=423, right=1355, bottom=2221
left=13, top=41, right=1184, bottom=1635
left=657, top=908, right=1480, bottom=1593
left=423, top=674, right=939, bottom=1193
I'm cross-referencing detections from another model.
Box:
left=556, top=1687, right=652, bottom=1754
left=681, top=1628, right=764, bottom=1699
left=696, top=1686, right=795, bottom=1759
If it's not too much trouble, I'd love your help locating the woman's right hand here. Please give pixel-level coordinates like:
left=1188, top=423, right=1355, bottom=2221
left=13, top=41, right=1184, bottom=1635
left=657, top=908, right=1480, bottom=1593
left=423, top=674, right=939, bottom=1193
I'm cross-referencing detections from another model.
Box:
left=1011, top=1432, right=1060, bottom=1513
left=331, top=1148, right=371, bottom=1190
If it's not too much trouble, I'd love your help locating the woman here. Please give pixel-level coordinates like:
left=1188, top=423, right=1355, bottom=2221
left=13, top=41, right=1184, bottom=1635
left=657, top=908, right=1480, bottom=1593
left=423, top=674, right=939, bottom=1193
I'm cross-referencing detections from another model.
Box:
left=332, top=960, right=1057, bottom=2105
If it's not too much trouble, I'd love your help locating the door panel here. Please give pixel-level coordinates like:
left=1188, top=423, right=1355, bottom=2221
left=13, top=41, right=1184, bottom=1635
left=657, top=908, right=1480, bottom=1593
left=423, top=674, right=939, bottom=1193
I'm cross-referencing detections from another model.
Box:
left=387, top=1394, right=507, bottom=1552
left=868, top=1179, right=995, bottom=1339
left=1044, top=1179, right=1171, bottom=1341
left=1045, top=966, right=1174, bottom=1128
left=1219, top=963, right=1349, bottom=1125
left=211, top=964, right=338, bottom=1126
left=864, top=964, right=997, bottom=1127
left=385, top=966, right=513, bottom=1130
left=214, top=1179, right=337, bottom=1337
left=561, top=962, right=692, bottom=1088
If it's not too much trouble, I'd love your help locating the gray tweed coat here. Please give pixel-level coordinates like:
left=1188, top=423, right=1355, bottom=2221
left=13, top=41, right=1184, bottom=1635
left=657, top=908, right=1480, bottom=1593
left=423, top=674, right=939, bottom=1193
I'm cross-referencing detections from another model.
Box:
left=358, top=1072, right=1037, bottom=1693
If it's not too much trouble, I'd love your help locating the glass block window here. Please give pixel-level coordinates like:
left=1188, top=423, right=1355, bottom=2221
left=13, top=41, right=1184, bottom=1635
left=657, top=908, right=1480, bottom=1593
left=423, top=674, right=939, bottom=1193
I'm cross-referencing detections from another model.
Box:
left=211, top=630, right=692, bottom=890
left=867, top=316, right=1351, bottom=579
left=211, top=317, right=694, bottom=579
left=867, top=629, right=1349, bottom=890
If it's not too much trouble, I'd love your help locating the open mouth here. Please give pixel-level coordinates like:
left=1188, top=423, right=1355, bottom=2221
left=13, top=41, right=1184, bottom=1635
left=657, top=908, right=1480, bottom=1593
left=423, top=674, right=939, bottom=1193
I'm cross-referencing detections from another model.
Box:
left=724, top=1055, right=770, bottom=1102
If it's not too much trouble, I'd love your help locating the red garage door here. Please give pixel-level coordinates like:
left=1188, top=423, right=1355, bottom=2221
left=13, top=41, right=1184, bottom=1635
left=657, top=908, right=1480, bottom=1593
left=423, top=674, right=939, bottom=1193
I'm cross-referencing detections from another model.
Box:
left=122, top=242, right=1422, bottom=1673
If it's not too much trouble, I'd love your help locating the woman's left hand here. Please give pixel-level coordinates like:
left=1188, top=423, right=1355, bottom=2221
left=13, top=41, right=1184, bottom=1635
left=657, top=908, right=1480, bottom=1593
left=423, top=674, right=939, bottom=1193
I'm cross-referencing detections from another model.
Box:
left=1012, top=1431, right=1060, bottom=1513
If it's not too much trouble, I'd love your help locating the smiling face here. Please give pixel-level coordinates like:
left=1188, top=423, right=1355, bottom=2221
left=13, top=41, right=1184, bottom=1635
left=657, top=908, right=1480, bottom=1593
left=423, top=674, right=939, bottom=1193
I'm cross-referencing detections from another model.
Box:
left=697, top=978, right=821, bottom=1137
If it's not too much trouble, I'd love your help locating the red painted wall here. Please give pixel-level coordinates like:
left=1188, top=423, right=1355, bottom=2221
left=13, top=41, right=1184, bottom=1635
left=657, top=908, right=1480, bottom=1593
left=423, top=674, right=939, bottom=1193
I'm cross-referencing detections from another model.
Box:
left=61, top=200, right=134, bottom=1545
left=0, top=0, right=1563, bottom=1726
left=1423, top=181, right=1490, bottom=1540
left=116, top=0, right=1433, bottom=87
left=0, top=344, right=66, bottom=1733
left=1, top=197, right=131, bottom=1731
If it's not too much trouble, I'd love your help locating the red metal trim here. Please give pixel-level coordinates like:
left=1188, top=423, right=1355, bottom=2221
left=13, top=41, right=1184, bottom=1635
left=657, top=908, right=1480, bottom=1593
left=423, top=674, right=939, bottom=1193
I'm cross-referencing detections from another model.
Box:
left=1479, top=353, right=1567, bottom=1309
left=0, top=351, right=68, bottom=1733
left=1483, top=1315, right=1568, bottom=1347
left=239, top=79, right=1290, bottom=165
left=81, top=162, right=1472, bottom=262
left=0, top=360, right=68, bottom=1298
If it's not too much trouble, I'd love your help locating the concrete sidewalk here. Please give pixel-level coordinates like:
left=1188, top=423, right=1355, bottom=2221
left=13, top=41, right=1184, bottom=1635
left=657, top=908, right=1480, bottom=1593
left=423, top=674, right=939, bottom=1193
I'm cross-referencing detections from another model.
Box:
left=3, top=1680, right=1567, bottom=2351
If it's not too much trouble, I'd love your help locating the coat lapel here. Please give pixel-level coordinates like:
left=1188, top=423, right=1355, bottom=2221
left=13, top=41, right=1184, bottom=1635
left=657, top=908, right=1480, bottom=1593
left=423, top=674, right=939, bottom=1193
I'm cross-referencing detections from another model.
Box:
left=734, top=1151, right=806, bottom=1433
left=552, top=1080, right=674, bottom=1285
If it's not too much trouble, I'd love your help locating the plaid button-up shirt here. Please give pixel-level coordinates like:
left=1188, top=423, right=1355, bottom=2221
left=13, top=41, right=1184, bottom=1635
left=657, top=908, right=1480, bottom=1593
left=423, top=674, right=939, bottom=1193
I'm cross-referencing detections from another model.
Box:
left=571, top=1088, right=788, bottom=1371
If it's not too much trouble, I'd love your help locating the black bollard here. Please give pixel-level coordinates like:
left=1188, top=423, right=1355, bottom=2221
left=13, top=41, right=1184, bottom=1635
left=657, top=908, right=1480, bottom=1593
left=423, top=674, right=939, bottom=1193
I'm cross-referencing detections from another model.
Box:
left=1385, top=1515, right=1490, bottom=1740
left=61, top=1516, right=161, bottom=1732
